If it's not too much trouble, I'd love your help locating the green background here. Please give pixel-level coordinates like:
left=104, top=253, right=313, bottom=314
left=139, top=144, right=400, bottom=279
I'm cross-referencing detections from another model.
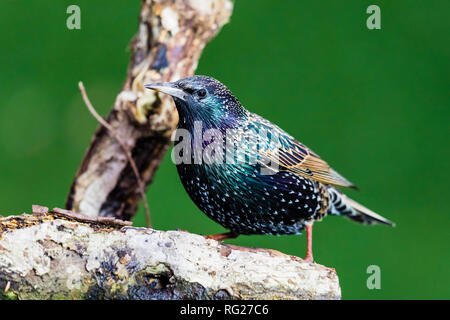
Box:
left=0, top=0, right=448, bottom=299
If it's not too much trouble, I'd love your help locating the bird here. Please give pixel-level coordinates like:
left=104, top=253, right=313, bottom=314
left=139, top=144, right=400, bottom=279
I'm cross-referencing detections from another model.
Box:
left=145, top=75, right=394, bottom=262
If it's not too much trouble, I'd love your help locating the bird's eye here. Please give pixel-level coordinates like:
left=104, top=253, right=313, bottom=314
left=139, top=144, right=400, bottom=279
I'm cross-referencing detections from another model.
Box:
left=196, top=89, right=207, bottom=99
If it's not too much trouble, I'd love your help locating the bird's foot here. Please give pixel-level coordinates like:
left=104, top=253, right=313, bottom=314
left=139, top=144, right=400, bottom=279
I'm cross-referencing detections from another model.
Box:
left=221, top=244, right=285, bottom=258
left=204, top=231, right=239, bottom=241
left=303, top=253, right=314, bottom=263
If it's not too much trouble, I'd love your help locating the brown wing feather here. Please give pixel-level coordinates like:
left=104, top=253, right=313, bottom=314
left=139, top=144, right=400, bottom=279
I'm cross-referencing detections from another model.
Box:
left=264, top=140, right=357, bottom=189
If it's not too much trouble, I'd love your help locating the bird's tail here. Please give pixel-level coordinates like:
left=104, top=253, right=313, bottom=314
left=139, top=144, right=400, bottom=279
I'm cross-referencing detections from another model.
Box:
left=327, top=188, right=395, bottom=226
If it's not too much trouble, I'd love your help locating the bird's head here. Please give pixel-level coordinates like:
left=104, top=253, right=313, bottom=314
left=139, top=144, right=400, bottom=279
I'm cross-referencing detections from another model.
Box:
left=145, top=76, right=247, bottom=129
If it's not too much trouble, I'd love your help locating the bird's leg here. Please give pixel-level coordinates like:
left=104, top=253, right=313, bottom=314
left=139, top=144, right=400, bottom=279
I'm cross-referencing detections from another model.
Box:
left=205, top=233, right=285, bottom=257
left=303, top=223, right=314, bottom=263
left=204, top=231, right=239, bottom=241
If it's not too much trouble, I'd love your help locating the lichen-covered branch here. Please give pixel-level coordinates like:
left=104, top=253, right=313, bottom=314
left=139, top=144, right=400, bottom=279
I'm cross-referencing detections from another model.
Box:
left=66, top=0, right=233, bottom=221
left=0, top=207, right=341, bottom=300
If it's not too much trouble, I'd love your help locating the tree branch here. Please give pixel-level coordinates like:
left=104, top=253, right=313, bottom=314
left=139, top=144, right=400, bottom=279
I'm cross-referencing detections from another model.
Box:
left=66, top=0, right=234, bottom=221
left=78, top=81, right=152, bottom=228
left=0, top=208, right=341, bottom=300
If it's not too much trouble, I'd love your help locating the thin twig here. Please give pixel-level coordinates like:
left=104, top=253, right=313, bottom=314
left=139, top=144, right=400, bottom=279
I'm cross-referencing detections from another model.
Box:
left=78, top=81, right=151, bottom=228
left=4, top=281, right=10, bottom=293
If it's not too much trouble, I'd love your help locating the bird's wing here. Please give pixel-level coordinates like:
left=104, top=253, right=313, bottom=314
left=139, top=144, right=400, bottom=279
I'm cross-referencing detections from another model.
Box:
left=247, top=113, right=356, bottom=189
left=262, top=139, right=357, bottom=189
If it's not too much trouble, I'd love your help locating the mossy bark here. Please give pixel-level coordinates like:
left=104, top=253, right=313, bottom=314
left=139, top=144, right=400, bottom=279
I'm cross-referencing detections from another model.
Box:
left=0, top=209, right=341, bottom=300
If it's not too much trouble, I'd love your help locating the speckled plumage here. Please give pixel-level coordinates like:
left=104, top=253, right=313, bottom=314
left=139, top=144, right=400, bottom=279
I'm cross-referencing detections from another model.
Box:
left=145, top=76, right=394, bottom=238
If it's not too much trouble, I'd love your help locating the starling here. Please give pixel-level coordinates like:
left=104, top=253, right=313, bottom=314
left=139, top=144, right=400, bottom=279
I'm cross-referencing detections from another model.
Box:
left=145, top=76, right=394, bottom=262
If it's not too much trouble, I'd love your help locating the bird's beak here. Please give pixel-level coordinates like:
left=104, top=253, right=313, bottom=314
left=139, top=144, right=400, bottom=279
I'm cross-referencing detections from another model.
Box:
left=144, top=82, right=186, bottom=101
